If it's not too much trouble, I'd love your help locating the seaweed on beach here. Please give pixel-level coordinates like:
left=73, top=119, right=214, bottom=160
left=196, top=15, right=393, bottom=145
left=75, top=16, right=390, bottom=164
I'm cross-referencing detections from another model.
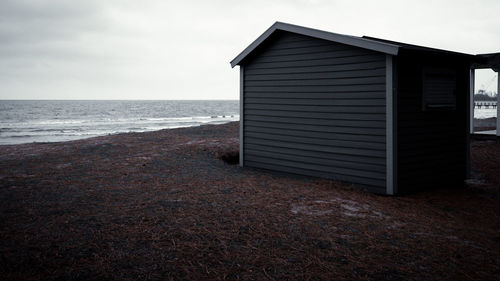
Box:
left=0, top=122, right=499, bottom=281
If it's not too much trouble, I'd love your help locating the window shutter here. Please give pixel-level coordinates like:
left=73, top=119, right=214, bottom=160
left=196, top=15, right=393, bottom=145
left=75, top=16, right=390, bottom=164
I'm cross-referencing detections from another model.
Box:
left=422, top=68, right=457, bottom=110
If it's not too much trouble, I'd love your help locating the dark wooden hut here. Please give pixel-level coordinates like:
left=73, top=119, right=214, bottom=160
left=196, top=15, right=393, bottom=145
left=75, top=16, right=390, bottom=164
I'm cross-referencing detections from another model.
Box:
left=230, top=22, right=482, bottom=195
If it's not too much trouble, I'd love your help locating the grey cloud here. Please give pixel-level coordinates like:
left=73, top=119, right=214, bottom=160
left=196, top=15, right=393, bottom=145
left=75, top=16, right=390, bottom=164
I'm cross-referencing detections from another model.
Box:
left=0, top=0, right=498, bottom=100
left=0, top=0, right=122, bottom=74
left=0, top=0, right=107, bottom=46
left=0, top=0, right=99, bottom=19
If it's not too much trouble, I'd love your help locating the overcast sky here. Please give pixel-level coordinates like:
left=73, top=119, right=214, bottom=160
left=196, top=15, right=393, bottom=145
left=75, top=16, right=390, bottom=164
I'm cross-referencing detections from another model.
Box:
left=0, top=0, right=499, bottom=100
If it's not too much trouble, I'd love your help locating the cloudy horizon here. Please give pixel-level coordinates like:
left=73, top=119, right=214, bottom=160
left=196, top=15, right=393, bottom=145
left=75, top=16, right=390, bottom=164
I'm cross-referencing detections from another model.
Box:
left=1, top=0, right=499, bottom=100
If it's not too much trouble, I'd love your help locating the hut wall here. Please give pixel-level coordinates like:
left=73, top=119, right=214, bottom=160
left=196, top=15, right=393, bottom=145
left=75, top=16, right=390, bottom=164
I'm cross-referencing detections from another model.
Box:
left=396, top=51, right=469, bottom=193
left=241, top=31, right=388, bottom=192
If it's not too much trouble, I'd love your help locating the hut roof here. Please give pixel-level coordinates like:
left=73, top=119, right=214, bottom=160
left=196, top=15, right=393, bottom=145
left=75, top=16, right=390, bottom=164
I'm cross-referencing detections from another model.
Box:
left=231, top=22, right=475, bottom=68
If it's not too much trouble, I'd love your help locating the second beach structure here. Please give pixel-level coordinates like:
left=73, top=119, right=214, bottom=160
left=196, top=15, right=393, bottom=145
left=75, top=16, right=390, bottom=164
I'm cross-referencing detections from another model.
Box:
left=230, top=22, right=485, bottom=195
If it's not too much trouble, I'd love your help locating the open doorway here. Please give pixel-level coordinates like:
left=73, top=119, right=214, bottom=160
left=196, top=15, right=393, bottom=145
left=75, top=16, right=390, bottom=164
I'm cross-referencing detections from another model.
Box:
left=472, top=68, right=498, bottom=135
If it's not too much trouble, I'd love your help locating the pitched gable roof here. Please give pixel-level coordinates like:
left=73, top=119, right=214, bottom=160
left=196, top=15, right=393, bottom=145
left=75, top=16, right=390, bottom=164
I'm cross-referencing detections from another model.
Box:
left=230, top=22, right=476, bottom=68
left=230, top=22, right=399, bottom=68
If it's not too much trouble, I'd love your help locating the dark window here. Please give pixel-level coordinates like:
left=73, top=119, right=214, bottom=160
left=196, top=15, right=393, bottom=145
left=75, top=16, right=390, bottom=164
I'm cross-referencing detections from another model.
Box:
left=422, top=68, right=457, bottom=110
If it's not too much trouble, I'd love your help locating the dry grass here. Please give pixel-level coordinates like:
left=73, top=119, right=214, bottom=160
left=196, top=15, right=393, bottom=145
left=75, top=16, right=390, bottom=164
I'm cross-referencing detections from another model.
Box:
left=0, top=122, right=498, bottom=281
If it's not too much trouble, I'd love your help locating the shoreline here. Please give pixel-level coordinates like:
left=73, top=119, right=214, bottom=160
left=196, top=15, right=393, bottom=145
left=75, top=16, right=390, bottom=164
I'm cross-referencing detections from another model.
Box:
left=2, top=116, right=494, bottom=146
left=0, top=122, right=499, bottom=280
left=0, top=118, right=239, bottom=146
left=474, top=116, right=497, bottom=131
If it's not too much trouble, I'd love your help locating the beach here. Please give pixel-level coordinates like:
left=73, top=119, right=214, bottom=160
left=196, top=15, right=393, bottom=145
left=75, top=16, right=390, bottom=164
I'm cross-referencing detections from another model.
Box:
left=0, top=122, right=499, bottom=280
left=474, top=117, right=498, bottom=131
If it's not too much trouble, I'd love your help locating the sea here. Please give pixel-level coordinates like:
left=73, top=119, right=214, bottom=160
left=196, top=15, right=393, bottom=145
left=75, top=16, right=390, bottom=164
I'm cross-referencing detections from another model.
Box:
left=0, top=100, right=496, bottom=145
left=0, top=100, right=239, bottom=145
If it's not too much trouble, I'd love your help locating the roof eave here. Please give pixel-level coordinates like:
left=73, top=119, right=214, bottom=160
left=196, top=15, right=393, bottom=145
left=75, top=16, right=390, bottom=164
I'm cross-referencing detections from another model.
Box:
left=363, top=36, right=475, bottom=58
left=230, top=22, right=399, bottom=68
left=474, top=52, right=500, bottom=71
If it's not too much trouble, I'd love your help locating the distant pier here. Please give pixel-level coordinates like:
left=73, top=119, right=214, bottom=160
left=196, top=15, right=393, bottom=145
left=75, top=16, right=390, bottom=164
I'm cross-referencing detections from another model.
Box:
left=475, top=101, right=497, bottom=109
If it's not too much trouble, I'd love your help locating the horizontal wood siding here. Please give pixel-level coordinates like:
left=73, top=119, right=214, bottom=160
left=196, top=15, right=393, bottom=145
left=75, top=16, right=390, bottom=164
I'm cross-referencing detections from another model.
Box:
left=396, top=51, right=468, bottom=193
left=242, top=31, right=387, bottom=192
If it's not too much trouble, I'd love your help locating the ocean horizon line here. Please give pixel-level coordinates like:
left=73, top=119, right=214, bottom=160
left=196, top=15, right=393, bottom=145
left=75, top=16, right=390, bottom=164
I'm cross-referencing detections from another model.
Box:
left=0, top=99, right=239, bottom=101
